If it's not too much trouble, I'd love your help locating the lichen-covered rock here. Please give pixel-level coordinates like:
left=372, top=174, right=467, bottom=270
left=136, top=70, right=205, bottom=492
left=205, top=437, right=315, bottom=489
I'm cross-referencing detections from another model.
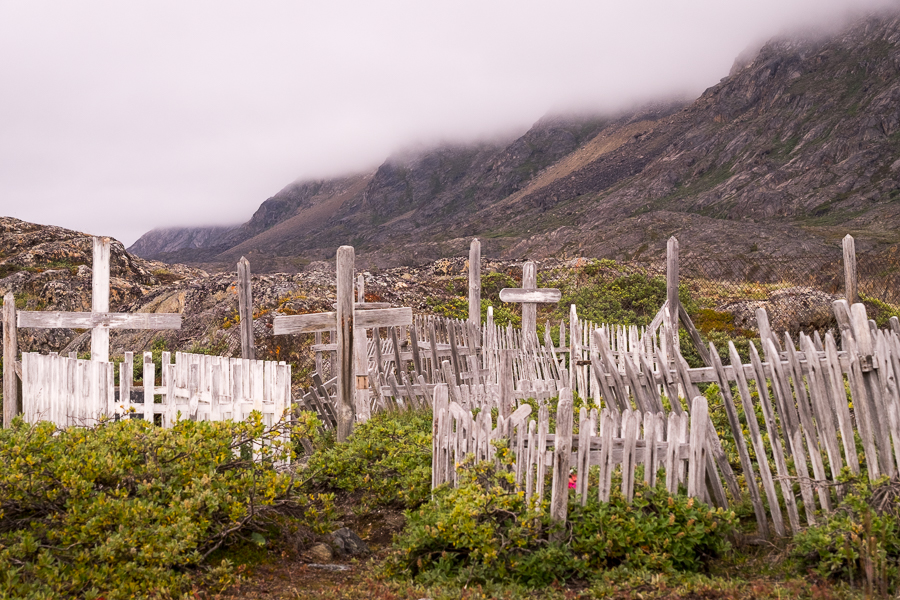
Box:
left=722, top=287, right=840, bottom=336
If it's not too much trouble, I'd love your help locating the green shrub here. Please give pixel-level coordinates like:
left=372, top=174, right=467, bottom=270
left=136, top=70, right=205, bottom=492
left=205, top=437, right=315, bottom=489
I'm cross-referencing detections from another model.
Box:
left=793, top=476, right=900, bottom=595
left=0, top=412, right=330, bottom=599
left=386, top=450, right=735, bottom=587
left=426, top=296, right=469, bottom=320
left=860, top=293, right=900, bottom=328
left=306, top=408, right=433, bottom=510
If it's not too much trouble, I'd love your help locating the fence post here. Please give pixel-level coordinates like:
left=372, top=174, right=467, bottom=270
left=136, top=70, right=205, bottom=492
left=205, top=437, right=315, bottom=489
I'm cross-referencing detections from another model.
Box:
left=237, top=257, right=256, bottom=360
left=3, top=293, right=18, bottom=426
left=468, top=239, right=481, bottom=325
left=355, top=274, right=371, bottom=422
left=499, top=348, right=513, bottom=419
left=843, top=234, right=858, bottom=305
left=335, top=246, right=356, bottom=443
left=666, top=237, right=679, bottom=356
left=550, top=387, right=573, bottom=531
left=687, top=396, right=708, bottom=500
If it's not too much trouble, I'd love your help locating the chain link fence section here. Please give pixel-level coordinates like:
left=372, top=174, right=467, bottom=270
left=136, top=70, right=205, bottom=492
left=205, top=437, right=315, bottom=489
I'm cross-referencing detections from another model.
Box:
left=857, top=251, right=900, bottom=306
left=459, top=247, right=900, bottom=343
left=676, top=254, right=843, bottom=337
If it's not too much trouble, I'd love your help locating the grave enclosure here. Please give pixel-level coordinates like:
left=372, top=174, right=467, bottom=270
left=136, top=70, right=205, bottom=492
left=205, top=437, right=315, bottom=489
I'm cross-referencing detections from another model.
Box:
left=2, top=235, right=896, bottom=540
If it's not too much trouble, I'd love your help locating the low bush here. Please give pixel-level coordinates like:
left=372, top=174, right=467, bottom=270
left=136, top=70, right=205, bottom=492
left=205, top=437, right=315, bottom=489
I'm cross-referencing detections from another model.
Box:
left=386, top=449, right=736, bottom=587
left=793, top=476, right=900, bottom=595
left=0, top=412, right=330, bottom=599
left=306, top=408, right=433, bottom=510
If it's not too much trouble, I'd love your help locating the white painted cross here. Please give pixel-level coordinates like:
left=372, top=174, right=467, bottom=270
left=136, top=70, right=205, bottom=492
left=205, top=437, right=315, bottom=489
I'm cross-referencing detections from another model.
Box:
left=15, top=237, right=182, bottom=362
left=272, top=245, right=412, bottom=442
left=498, top=261, right=561, bottom=349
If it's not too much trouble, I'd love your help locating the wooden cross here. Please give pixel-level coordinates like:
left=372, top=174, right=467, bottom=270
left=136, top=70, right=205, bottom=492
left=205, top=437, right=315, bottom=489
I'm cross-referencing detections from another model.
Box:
left=272, top=245, right=411, bottom=442
left=498, top=261, right=561, bottom=349
left=14, top=237, right=182, bottom=362
left=3, top=237, right=182, bottom=425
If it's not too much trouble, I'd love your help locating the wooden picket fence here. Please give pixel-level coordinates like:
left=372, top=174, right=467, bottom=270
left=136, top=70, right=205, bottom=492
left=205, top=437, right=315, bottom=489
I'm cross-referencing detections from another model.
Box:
left=432, top=384, right=710, bottom=523
left=580, top=299, right=900, bottom=539
left=22, top=353, right=115, bottom=426
left=21, top=351, right=291, bottom=428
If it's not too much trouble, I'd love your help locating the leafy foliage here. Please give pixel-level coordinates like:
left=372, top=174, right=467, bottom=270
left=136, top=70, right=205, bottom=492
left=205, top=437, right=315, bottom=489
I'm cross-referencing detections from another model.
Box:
left=386, top=451, right=735, bottom=587
left=0, top=412, right=331, bottom=599
left=793, top=476, right=900, bottom=595
left=307, top=408, right=433, bottom=510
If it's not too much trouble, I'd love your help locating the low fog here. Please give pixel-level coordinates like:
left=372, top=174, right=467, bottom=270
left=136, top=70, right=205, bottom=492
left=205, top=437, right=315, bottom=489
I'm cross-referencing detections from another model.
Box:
left=0, top=0, right=894, bottom=245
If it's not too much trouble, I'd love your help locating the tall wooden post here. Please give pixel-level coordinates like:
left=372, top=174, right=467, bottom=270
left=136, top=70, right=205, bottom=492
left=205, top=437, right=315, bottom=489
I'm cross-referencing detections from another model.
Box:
left=522, top=261, right=537, bottom=349
left=666, top=237, right=680, bottom=356
left=237, top=257, right=255, bottom=360
left=843, top=234, right=858, bottom=305
left=335, top=246, right=356, bottom=442
left=468, top=239, right=481, bottom=325
left=91, top=237, right=111, bottom=362
left=355, top=273, right=370, bottom=422
left=3, top=293, right=18, bottom=426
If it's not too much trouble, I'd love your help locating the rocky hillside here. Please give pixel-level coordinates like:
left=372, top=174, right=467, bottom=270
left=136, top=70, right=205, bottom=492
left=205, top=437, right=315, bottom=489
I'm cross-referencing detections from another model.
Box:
left=0, top=217, right=530, bottom=371
left=130, top=10, right=900, bottom=272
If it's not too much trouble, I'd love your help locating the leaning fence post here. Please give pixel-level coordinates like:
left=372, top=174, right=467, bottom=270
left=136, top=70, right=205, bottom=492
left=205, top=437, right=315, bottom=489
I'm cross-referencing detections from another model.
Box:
left=3, top=292, right=19, bottom=426
left=550, top=387, right=573, bottom=530
left=843, top=234, right=858, bottom=305
left=237, top=257, right=256, bottom=361
left=468, top=239, right=481, bottom=325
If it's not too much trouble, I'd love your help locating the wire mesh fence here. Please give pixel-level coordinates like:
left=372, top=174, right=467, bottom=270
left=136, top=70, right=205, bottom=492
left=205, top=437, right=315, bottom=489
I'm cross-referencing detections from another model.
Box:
left=484, top=249, right=900, bottom=340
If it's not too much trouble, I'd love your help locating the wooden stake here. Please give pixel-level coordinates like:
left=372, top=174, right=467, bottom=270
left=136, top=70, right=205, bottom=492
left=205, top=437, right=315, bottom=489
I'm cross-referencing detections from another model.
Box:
left=3, top=293, right=18, bottom=426
left=550, top=388, right=573, bottom=528
left=336, top=246, right=355, bottom=442
left=666, top=237, right=679, bottom=356
left=468, top=239, right=481, bottom=325
left=237, top=257, right=255, bottom=360
left=843, top=234, right=858, bottom=305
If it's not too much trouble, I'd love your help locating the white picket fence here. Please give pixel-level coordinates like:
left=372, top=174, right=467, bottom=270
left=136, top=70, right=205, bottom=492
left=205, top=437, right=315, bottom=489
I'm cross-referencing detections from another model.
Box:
left=21, top=351, right=291, bottom=428
left=22, top=352, right=115, bottom=426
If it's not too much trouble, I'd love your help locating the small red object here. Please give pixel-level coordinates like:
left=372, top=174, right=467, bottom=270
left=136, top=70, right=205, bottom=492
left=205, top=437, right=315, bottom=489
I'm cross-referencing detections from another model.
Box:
left=568, top=473, right=577, bottom=489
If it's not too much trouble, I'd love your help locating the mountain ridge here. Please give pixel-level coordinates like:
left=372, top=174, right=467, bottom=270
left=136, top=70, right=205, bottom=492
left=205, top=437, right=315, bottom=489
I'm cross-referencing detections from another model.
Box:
left=130, top=10, right=900, bottom=271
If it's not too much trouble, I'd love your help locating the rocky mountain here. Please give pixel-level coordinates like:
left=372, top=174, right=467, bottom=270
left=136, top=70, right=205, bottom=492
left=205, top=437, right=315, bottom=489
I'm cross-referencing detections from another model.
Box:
left=127, top=225, right=238, bottom=258
left=130, top=10, right=900, bottom=271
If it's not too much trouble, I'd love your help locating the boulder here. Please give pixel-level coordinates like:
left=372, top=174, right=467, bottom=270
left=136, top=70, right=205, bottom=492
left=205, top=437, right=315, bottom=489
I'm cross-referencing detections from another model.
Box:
left=330, top=527, right=369, bottom=557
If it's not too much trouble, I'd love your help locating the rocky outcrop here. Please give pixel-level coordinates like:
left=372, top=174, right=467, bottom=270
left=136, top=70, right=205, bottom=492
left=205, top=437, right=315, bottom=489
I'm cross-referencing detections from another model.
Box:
left=722, top=287, right=841, bottom=336
left=1, top=219, right=534, bottom=379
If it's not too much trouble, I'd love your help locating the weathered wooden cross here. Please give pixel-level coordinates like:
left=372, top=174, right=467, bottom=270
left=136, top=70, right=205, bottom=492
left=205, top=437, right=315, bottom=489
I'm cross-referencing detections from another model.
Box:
left=2, top=237, right=182, bottom=425
left=498, top=261, right=561, bottom=349
left=272, top=245, right=412, bottom=442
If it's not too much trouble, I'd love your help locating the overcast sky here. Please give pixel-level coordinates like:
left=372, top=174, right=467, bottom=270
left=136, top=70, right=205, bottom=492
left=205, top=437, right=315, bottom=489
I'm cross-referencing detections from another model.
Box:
left=0, top=0, right=893, bottom=246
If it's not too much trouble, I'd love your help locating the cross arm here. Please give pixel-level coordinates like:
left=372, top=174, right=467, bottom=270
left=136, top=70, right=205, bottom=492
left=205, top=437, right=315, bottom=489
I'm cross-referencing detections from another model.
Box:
left=273, top=307, right=412, bottom=336
left=499, top=288, right=562, bottom=303
left=17, top=311, right=181, bottom=329
left=273, top=312, right=337, bottom=335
